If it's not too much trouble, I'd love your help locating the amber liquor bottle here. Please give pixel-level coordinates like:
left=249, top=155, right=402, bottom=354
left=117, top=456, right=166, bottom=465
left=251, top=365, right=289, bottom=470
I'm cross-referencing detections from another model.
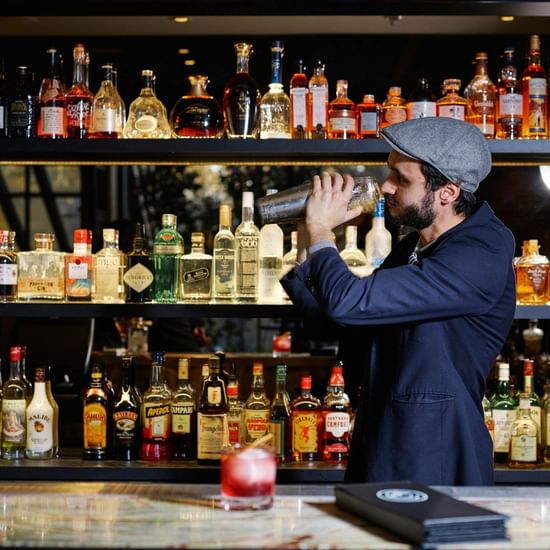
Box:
left=124, top=223, right=153, bottom=303
left=464, top=52, right=495, bottom=138
left=515, top=239, right=550, bottom=305
left=508, top=393, right=540, bottom=469
left=290, top=59, right=308, bottom=139
left=496, top=47, right=522, bottom=139
left=37, top=48, right=67, bottom=139
left=327, top=79, right=357, bottom=139
left=307, top=59, right=328, bottom=138
left=291, top=375, right=323, bottom=462
left=171, top=358, right=197, bottom=460
left=357, top=94, right=381, bottom=139
left=66, top=43, right=93, bottom=138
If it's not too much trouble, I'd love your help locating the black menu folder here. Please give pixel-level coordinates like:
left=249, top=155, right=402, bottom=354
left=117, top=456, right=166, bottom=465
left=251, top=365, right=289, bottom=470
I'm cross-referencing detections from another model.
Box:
left=334, top=481, right=508, bottom=548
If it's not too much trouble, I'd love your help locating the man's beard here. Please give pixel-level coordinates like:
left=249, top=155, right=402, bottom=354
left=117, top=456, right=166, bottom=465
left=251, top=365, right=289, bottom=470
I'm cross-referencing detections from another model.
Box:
left=385, top=190, right=436, bottom=230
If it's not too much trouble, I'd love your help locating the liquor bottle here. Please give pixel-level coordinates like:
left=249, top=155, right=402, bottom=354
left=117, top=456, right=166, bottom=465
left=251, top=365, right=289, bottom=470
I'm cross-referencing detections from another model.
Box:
left=464, top=51, right=496, bottom=138
left=258, top=189, right=284, bottom=303
left=491, top=362, right=517, bottom=463
left=141, top=355, right=172, bottom=461
left=1, top=347, right=27, bottom=459
left=340, top=225, right=368, bottom=278
left=307, top=59, right=329, bottom=139
left=223, top=42, right=261, bottom=139
left=260, top=40, right=291, bottom=139
left=25, top=366, right=55, bottom=459
left=7, top=65, right=36, bottom=138
left=544, top=381, right=550, bottom=463
left=406, top=77, right=437, bottom=119
left=19, top=345, right=33, bottom=400
left=515, top=239, right=550, bottom=305
left=152, top=213, right=184, bottom=303
left=482, top=394, right=495, bottom=453
left=290, top=59, right=309, bottom=139
left=327, top=80, right=357, bottom=139
left=235, top=191, right=259, bottom=302
left=282, top=230, right=298, bottom=277
left=322, top=362, right=352, bottom=463
left=44, top=365, right=59, bottom=456
left=169, top=74, right=224, bottom=138
left=171, top=358, right=197, bottom=460
left=197, top=355, right=228, bottom=464
left=65, top=228, right=93, bottom=302
left=93, top=228, right=126, bottom=303
left=521, top=34, right=548, bottom=139
left=36, top=48, right=67, bottom=139
left=436, top=78, right=468, bottom=121
left=495, top=47, right=522, bottom=139
left=243, top=362, right=271, bottom=444
left=17, top=233, right=65, bottom=301
left=226, top=374, right=244, bottom=445
left=83, top=363, right=111, bottom=460
left=124, top=222, right=153, bottom=303
left=291, top=375, right=323, bottom=462
left=269, top=363, right=291, bottom=463
left=522, top=318, right=544, bottom=359
left=357, top=94, right=381, bottom=138
left=379, top=86, right=407, bottom=130
left=0, top=55, right=6, bottom=138
left=123, top=69, right=172, bottom=139
left=212, top=204, right=236, bottom=301
left=65, top=43, right=94, bottom=139
left=365, top=198, right=392, bottom=275
left=508, top=393, right=539, bottom=469
left=0, top=230, right=17, bottom=302
left=90, top=62, right=125, bottom=139
left=181, top=232, right=212, bottom=301
left=522, top=358, right=542, bottom=443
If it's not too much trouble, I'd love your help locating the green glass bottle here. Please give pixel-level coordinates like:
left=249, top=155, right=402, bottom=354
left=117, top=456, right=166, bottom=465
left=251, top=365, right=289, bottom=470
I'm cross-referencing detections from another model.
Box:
left=491, top=362, right=517, bottom=463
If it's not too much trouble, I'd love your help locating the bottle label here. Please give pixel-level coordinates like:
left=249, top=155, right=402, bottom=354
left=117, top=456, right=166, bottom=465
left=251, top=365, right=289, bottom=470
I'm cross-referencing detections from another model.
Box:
left=2, top=399, right=26, bottom=444
left=171, top=404, right=194, bottom=434
left=291, top=87, right=308, bottom=129
left=527, top=265, right=548, bottom=292
left=324, top=411, right=350, bottom=438
left=329, top=116, right=356, bottom=131
left=18, top=277, right=64, bottom=296
left=311, top=86, right=328, bottom=127
left=499, top=93, right=522, bottom=116
left=438, top=104, right=465, bottom=120
left=244, top=409, right=269, bottom=441
left=143, top=404, right=170, bottom=441
left=8, top=99, right=32, bottom=128
left=135, top=115, right=158, bottom=133
left=183, top=267, right=210, bottom=283
left=510, top=434, right=537, bottom=462
left=492, top=409, right=516, bottom=453
left=153, top=245, right=183, bottom=254
left=207, top=387, right=222, bottom=404
left=68, top=261, right=89, bottom=280
left=83, top=402, right=108, bottom=449
left=292, top=412, right=319, bottom=453
left=41, top=106, right=65, bottom=135
left=406, top=101, right=436, bottom=119
left=527, top=79, right=547, bottom=133
left=237, top=236, right=258, bottom=295
left=384, top=107, right=407, bottom=125
left=93, top=108, right=117, bottom=132
left=0, top=106, right=4, bottom=130
left=269, top=419, right=285, bottom=457
left=124, top=262, right=154, bottom=293
left=113, top=410, right=139, bottom=442
left=26, top=411, right=53, bottom=453
left=214, top=249, right=235, bottom=286
left=197, top=413, right=228, bottom=459
left=359, top=111, right=378, bottom=132
left=227, top=415, right=242, bottom=444
left=66, top=99, right=91, bottom=129
left=0, top=264, right=17, bottom=285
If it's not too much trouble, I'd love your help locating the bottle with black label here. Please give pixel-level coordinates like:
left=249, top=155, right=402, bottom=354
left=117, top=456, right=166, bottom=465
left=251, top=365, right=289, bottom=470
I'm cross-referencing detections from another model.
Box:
left=406, top=77, right=437, bottom=120
left=171, top=358, right=197, bottom=460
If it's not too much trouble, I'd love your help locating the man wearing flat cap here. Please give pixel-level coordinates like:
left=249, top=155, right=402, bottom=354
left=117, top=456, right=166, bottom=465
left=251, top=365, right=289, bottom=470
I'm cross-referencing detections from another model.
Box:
left=282, top=117, right=516, bottom=485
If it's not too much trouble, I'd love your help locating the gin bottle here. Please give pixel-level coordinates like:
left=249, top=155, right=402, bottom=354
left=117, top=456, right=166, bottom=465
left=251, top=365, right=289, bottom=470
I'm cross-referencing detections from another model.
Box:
left=0, top=230, right=17, bottom=302
left=90, top=63, right=125, bottom=139
left=496, top=48, right=522, bottom=139
left=290, top=59, right=308, bottom=139
left=508, top=393, right=539, bottom=468
left=269, top=363, right=292, bottom=463
left=491, top=362, right=517, bottom=463
left=26, top=366, right=55, bottom=459
left=365, top=198, right=392, bottom=275
left=260, top=40, right=291, bottom=139
left=152, top=214, right=184, bottom=303
left=340, top=225, right=368, bottom=278
left=124, top=222, right=153, bottom=303
left=437, top=78, right=468, bottom=121
left=171, top=358, right=197, bottom=460
left=66, top=43, right=93, bottom=138
left=65, top=228, right=93, bottom=302
left=464, top=52, right=495, bottom=138
left=307, top=59, right=328, bottom=138
left=123, top=69, right=172, bottom=139
left=327, top=79, right=357, bottom=139
left=291, top=375, right=322, bottom=462
left=93, top=228, right=126, bottom=303
left=223, top=42, right=261, bottom=139
left=37, top=48, right=67, bottom=139
left=235, top=191, right=259, bottom=302
left=212, top=204, right=236, bottom=301
left=181, top=232, right=212, bottom=301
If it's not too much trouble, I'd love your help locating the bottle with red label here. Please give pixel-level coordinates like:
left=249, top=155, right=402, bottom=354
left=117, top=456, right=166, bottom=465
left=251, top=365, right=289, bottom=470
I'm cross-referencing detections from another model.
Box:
left=322, top=362, right=352, bottom=462
left=226, top=372, right=244, bottom=445
left=291, top=375, right=322, bottom=462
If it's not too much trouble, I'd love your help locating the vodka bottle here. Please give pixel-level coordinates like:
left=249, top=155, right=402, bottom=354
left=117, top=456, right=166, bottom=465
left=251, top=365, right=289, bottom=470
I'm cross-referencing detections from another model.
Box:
left=212, top=204, right=236, bottom=301
left=235, top=191, right=259, bottom=302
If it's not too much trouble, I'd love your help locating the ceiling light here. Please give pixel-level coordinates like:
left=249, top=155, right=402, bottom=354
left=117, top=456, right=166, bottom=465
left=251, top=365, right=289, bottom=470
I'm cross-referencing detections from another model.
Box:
left=178, top=48, right=190, bottom=55
left=184, top=59, right=196, bottom=66
left=539, top=166, right=550, bottom=190
left=173, top=16, right=190, bottom=24
left=500, top=15, right=515, bottom=22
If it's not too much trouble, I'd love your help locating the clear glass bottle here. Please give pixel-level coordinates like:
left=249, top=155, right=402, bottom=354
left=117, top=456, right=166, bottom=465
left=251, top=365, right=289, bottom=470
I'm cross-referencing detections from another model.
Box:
left=365, top=198, right=392, bottom=275
left=124, top=222, right=154, bottom=303
left=25, top=366, right=55, bottom=459
left=521, top=34, right=548, bottom=139
left=181, top=232, right=212, bottom=301
left=65, top=228, right=93, bottom=302
left=436, top=78, right=468, bottom=121
left=515, top=239, right=550, bottom=305
left=282, top=230, right=298, bottom=276
left=258, top=189, right=284, bottom=303
left=290, top=59, right=309, bottom=139
left=90, top=62, right=125, bottom=139
left=93, top=228, right=126, bottom=303
left=243, top=361, right=271, bottom=444
left=123, top=69, right=172, bottom=139
left=1, top=347, right=27, bottom=459
left=171, top=358, right=197, bottom=460
left=291, top=375, right=323, bottom=462
left=7, top=65, right=36, bottom=138
left=260, top=40, right=291, bottom=139
left=380, top=86, right=407, bottom=130
left=152, top=213, right=184, bottom=303
left=508, top=393, right=539, bottom=468
left=496, top=47, right=522, bottom=139
left=226, top=374, right=244, bottom=445
left=307, top=59, right=328, bottom=138
left=491, top=362, right=517, bottom=463
left=223, top=42, right=261, bottom=139
left=170, top=74, right=224, bottom=138
left=464, top=51, right=496, bottom=138
left=522, top=358, right=542, bottom=444
left=37, top=48, right=67, bottom=139
left=44, top=365, right=59, bottom=456
left=340, top=225, right=368, bottom=278
left=66, top=43, right=94, bottom=139
left=212, top=204, right=236, bottom=301
left=17, top=233, right=65, bottom=301
left=269, top=363, right=291, bottom=463
left=327, top=80, right=357, bottom=139
left=235, top=191, right=260, bottom=302
left=357, top=94, right=381, bottom=138
left=0, top=230, right=17, bottom=302
left=406, top=77, right=437, bottom=119
left=322, top=362, right=352, bottom=463
left=19, top=345, right=33, bottom=401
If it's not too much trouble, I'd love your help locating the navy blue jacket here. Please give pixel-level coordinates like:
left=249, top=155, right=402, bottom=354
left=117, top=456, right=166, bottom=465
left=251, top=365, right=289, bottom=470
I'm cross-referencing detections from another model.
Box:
left=281, top=202, right=516, bottom=485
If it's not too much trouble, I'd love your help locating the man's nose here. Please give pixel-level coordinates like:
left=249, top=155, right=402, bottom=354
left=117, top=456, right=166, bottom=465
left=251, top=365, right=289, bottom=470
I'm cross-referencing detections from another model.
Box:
left=380, top=179, right=395, bottom=194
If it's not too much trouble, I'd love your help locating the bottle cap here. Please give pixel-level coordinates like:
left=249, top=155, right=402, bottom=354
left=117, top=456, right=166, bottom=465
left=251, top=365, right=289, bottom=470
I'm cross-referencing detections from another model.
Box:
left=523, top=359, right=534, bottom=376
left=178, top=358, right=189, bottom=379
left=275, top=363, right=287, bottom=377
left=74, top=228, right=92, bottom=244
left=208, top=355, right=220, bottom=372
left=152, top=351, right=164, bottom=364
left=219, top=204, right=232, bottom=226
left=191, top=232, right=205, bottom=244
left=253, top=362, right=263, bottom=376
left=300, top=375, right=312, bottom=390
left=227, top=384, right=239, bottom=397
left=389, top=86, right=402, bottom=95
left=518, top=393, right=531, bottom=410
left=162, top=213, right=177, bottom=227
left=9, top=347, right=21, bottom=362
left=362, top=94, right=375, bottom=103
left=102, top=228, right=117, bottom=242
left=242, top=191, right=254, bottom=208
left=330, top=364, right=345, bottom=386
left=498, top=362, right=510, bottom=380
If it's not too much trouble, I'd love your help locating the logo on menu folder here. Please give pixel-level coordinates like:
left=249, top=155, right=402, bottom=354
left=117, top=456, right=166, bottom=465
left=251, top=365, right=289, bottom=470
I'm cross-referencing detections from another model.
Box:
left=376, top=488, right=429, bottom=504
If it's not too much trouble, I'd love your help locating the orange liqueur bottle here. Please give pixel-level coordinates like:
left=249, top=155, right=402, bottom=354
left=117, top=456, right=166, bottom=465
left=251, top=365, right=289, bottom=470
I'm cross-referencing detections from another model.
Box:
left=291, top=375, right=322, bottom=461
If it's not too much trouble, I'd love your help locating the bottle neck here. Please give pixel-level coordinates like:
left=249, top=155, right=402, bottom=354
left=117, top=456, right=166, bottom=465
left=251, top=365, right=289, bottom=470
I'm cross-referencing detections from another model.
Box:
left=252, top=374, right=265, bottom=393
left=73, top=58, right=85, bottom=86
left=236, top=55, right=250, bottom=74
left=150, top=364, right=163, bottom=388
left=497, top=378, right=510, bottom=396
left=191, top=242, right=205, bottom=255
left=275, top=376, right=287, bottom=393
left=475, top=60, right=488, bottom=76
left=9, top=358, right=21, bottom=380
left=73, top=242, right=91, bottom=255
left=33, top=381, right=47, bottom=399
left=529, top=50, right=542, bottom=66
left=241, top=204, right=254, bottom=223
left=121, top=367, right=134, bottom=388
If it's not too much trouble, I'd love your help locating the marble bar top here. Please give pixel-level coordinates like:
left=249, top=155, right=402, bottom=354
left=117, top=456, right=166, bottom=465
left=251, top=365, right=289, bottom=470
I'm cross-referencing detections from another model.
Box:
left=0, top=482, right=549, bottom=548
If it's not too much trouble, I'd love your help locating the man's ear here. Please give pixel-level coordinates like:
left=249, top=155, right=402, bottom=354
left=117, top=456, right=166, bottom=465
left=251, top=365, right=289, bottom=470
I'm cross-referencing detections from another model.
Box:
left=439, top=182, right=460, bottom=205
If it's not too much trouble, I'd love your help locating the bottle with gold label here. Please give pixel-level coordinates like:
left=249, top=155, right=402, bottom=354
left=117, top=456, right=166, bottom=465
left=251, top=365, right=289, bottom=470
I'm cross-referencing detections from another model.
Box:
left=508, top=393, right=539, bottom=468
left=291, top=375, right=322, bottom=462
left=515, top=239, right=550, bottom=305
left=243, top=362, right=271, bottom=444
left=171, top=358, right=197, bottom=460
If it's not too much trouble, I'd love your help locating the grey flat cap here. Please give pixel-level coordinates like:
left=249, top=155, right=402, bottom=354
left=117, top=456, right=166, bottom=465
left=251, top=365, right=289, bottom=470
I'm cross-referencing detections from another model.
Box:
left=381, top=117, right=491, bottom=192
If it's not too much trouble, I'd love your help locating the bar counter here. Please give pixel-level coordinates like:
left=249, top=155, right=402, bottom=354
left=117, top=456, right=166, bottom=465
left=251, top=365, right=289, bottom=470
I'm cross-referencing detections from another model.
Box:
left=0, top=481, right=549, bottom=548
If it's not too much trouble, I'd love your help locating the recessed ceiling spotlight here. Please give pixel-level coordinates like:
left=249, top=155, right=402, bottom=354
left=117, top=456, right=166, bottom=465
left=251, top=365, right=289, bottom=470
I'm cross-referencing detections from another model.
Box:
left=500, top=15, right=515, bottom=22
left=178, top=48, right=190, bottom=55
left=173, top=16, right=190, bottom=24
left=184, top=59, right=196, bottom=66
